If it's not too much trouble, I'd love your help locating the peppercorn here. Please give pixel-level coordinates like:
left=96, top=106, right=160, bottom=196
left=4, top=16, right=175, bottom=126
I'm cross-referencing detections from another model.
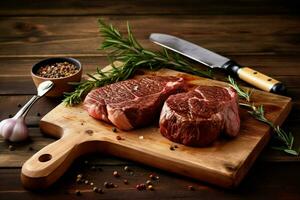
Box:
left=97, top=188, right=103, bottom=194
left=92, top=187, right=98, bottom=192
left=17, top=104, right=22, bottom=108
left=37, top=112, right=41, bottom=117
left=77, top=174, right=83, bottom=179
left=123, top=179, right=129, bottom=184
left=146, top=180, right=152, bottom=185
left=113, top=171, right=120, bottom=177
left=76, top=178, right=82, bottom=184
left=28, top=146, right=34, bottom=151
left=104, top=182, right=109, bottom=188
left=147, top=185, right=154, bottom=191
left=84, top=180, right=89, bottom=184
left=124, top=166, right=130, bottom=171
left=112, top=127, right=117, bottom=132
left=36, top=62, right=79, bottom=78
left=170, top=146, right=175, bottom=151
left=108, top=183, right=114, bottom=188
left=8, top=145, right=15, bottom=151
left=85, top=130, right=93, bottom=135
left=8, top=114, right=13, bottom=118
left=116, top=135, right=122, bottom=140
left=149, top=174, right=155, bottom=180
left=188, top=185, right=195, bottom=191
left=90, top=182, right=94, bottom=186
left=75, top=190, right=81, bottom=196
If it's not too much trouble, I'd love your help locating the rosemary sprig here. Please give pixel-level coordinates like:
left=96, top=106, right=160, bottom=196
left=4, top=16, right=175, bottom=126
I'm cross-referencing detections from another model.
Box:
left=228, top=76, right=299, bottom=156
left=63, top=19, right=211, bottom=106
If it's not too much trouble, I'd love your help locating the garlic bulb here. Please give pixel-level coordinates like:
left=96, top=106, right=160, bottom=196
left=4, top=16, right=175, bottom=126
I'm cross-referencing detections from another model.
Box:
left=0, top=81, right=53, bottom=142
left=0, top=117, right=29, bottom=142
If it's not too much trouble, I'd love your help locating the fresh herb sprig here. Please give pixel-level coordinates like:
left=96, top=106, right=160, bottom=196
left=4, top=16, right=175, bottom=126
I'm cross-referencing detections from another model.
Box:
left=63, top=19, right=211, bottom=106
left=228, top=76, right=299, bottom=156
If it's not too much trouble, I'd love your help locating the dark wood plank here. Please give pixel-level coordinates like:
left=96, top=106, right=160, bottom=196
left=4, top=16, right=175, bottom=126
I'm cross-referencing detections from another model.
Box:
left=1, top=55, right=300, bottom=76
left=0, top=16, right=300, bottom=57
left=0, top=161, right=299, bottom=199
left=0, top=0, right=299, bottom=16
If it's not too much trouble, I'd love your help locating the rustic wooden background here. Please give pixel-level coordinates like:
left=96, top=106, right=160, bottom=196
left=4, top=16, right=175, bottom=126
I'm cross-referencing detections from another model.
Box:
left=0, top=0, right=300, bottom=199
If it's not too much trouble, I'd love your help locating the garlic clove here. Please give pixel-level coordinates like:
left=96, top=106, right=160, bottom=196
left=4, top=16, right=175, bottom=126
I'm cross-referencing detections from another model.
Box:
left=10, top=117, right=29, bottom=142
left=0, top=117, right=29, bottom=142
left=0, top=118, right=16, bottom=139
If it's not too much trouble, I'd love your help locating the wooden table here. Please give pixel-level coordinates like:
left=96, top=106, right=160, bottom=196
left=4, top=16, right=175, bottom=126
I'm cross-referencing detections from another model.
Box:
left=0, top=1, right=300, bottom=199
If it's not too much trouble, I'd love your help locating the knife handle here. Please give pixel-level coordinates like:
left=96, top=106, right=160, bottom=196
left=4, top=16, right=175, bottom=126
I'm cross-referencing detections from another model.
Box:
left=224, top=61, right=286, bottom=94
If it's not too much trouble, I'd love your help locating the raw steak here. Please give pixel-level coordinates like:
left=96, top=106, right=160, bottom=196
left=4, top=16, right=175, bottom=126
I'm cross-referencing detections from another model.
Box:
left=159, top=86, right=240, bottom=146
left=83, top=76, right=186, bottom=130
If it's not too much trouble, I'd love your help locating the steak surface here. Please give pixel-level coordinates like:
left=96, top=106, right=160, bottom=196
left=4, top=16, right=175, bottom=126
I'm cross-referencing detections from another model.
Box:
left=159, top=86, right=240, bottom=146
left=83, top=76, right=186, bottom=130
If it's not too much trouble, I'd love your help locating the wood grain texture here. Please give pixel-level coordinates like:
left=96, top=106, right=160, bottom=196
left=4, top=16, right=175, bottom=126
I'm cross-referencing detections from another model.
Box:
left=0, top=0, right=299, bottom=16
left=0, top=16, right=300, bottom=57
left=21, top=68, right=292, bottom=189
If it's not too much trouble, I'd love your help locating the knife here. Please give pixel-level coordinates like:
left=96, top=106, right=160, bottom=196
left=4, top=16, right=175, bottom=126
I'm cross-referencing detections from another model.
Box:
left=149, top=33, right=286, bottom=94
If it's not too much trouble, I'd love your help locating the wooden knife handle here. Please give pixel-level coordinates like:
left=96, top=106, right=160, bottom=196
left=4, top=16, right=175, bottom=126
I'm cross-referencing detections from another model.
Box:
left=224, top=61, right=286, bottom=94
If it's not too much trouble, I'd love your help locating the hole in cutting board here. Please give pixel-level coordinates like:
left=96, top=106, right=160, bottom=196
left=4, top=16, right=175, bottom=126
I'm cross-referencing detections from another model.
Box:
left=39, top=154, right=52, bottom=162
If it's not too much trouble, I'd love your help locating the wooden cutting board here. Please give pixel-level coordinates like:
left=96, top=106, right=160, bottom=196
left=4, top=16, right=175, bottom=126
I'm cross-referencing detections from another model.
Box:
left=21, top=67, right=292, bottom=189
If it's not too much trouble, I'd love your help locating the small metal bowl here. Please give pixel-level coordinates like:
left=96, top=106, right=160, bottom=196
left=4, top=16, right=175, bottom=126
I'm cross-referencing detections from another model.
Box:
left=31, top=57, right=82, bottom=97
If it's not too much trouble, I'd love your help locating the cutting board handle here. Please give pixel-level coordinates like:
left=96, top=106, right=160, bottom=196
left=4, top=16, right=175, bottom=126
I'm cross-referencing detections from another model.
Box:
left=21, top=132, right=83, bottom=189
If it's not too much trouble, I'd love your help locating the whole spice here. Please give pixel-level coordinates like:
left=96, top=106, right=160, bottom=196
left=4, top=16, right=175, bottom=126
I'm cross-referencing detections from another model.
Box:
left=113, top=171, right=120, bottom=177
left=116, top=135, right=122, bottom=140
left=97, top=188, right=103, bottom=194
left=36, top=62, right=79, bottom=78
left=112, top=127, right=117, bottom=132
left=124, top=166, right=130, bottom=171
left=123, top=179, right=129, bottom=184
left=92, top=187, right=98, bottom=192
left=75, top=190, right=81, bottom=196
left=8, top=145, right=16, bottom=151
left=146, top=180, right=152, bottom=185
left=147, top=185, right=154, bottom=191
left=188, top=185, right=195, bottom=191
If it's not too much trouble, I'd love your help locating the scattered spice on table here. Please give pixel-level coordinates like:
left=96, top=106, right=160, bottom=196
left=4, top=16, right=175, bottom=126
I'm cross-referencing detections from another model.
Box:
left=36, top=112, right=41, bottom=117
left=8, top=114, right=12, bottom=118
left=17, top=104, right=22, bottom=108
left=36, top=62, right=79, bottom=78
left=147, top=185, right=154, bottom=191
left=123, top=179, right=129, bottom=184
left=28, top=146, right=34, bottom=151
left=188, top=185, right=195, bottom=191
left=8, top=145, right=15, bottom=151
left=146, top=180, right=152, bottom=185
left=124, top=166, right=130, bottom=171
left=113, top=170, right=120, bottom=177
left=85, top=129, right=93, bottom=135
left=75, top=190, right=81, bottom=196
left=112, top=127, right=117, bottom=132
left=116, top=135, right=122, bottom=140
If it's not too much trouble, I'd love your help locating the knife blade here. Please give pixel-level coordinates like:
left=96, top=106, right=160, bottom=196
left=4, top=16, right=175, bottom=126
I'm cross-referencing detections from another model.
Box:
left=149, top=33, right=286, bottom=94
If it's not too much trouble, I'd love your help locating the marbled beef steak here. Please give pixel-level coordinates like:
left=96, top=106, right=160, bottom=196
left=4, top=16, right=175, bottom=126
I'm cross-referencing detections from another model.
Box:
left=83, top=76, right=186, bottom=130
left=159, top=86, right=240, bottom=146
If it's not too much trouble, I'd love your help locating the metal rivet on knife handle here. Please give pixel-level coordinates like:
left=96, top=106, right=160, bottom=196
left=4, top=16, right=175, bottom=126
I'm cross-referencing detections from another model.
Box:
left=237, top=67, right=285, bottom=94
